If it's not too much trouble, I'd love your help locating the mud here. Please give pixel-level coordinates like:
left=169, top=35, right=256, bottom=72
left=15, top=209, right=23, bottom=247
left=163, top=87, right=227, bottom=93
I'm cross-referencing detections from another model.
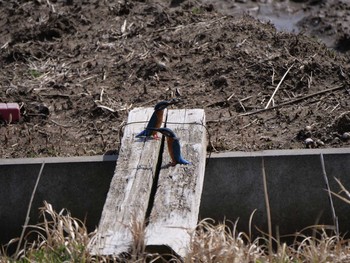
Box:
left=0, top=0, right=350, bottom=158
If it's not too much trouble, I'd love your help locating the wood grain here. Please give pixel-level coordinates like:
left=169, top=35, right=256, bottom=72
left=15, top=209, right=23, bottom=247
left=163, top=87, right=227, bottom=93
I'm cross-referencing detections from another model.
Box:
left=89, top=107, right=164, bottom=255
left=145, top=109, right=207, bottom=257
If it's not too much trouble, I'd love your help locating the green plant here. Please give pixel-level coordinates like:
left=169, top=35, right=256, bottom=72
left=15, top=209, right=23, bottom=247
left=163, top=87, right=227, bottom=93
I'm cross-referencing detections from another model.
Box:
left=29, top=69, right=42, bottom=78
left=191, top=7, right=202, bottom=15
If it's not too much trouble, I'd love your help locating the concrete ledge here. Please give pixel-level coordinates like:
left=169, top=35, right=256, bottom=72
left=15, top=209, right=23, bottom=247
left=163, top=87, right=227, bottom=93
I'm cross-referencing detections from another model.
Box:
left=0, top=154, right=117, bottom=164
left=1, top=148, right=350, bottom=245
left=200, top=148, right=350, bottom=238
left=210, top=147, right=350, bottom=157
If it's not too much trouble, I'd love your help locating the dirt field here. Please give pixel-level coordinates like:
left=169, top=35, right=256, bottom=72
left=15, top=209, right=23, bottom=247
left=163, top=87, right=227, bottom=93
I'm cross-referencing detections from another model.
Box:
left=1, top=0, right=350, bottom=158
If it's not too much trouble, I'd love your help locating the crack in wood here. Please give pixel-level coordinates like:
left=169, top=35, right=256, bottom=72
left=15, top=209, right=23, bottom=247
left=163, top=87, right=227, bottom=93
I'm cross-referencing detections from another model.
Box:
left=144, top=113, right=167, bottom=224
left=90, top=108, right=206, bottom=258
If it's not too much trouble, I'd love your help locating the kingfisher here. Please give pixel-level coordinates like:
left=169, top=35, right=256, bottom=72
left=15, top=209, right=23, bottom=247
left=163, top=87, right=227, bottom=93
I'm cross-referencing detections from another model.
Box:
left=147, top=127, right=190, bottom=166
left=136, top=99, right=179, bottom=139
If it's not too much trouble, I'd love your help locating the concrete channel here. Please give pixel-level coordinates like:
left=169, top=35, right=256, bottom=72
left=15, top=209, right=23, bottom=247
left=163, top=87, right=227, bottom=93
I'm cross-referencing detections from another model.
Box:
left=1, top=148, right=350, bottom=245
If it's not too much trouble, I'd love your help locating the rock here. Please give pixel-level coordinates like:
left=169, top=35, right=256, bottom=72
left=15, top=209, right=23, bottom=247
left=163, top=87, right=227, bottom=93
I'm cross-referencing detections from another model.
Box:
left=304, top=138, right=315, bottom=148
left=342, top=132, right=350, bottom=140
left=316, top=139, right=324, bottom=146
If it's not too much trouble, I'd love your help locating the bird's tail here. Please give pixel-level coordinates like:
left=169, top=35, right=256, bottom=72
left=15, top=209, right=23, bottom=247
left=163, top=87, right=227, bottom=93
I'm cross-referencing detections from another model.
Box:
left=178, top=157, right=191, bottom=165
left=135, top=129, right=150, bottom=138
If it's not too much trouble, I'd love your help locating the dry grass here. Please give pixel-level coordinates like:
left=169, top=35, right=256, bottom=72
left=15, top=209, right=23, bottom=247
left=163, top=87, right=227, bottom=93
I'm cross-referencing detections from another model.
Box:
left=1, top=202, right=350, bottom=263
left=2, top=201, right=94, bottom=262
left=2, top=168, right=350, bottom=262
left=187, top=218, right=265, bottom=262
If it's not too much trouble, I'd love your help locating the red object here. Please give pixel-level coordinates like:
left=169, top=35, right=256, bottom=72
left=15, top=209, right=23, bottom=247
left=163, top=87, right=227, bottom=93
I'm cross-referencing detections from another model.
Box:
left=0, top=103, right=20, bottom=122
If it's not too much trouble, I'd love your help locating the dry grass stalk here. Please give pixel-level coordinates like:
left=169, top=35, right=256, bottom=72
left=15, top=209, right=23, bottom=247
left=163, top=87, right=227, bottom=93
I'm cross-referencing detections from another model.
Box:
left=2, top=203, right=350, bottom=262
left=186, top=218, right=264, bottom=263
left=15, top=161, right=45, bottom=258
left=320, top=153, right=339, bottom=236
left=265, top=64, right=294, bottom=109
left=11, top=201, right=94, bottom=262
left=331, top=177, right=350, bottom=205
left=261, top=157, right=273, bottom=260
left=291, top=229, right=350, bottom=262
left=241, top=85, right=344, bottom=117
left=4, top=180, right=350, bottom=262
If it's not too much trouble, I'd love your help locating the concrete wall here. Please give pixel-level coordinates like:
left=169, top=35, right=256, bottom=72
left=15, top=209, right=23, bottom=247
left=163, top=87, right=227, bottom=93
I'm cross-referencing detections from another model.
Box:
left=1, top=148, right=350, bottom=245
left=0, top=156, right=116, bottom=245
left=200, top=149, right=350, bottom=238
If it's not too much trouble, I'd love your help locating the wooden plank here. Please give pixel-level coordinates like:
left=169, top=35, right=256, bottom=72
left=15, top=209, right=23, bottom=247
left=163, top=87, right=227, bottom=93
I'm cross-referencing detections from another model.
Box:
left=145, top=109, right=207, bottom=257
left=89, top=107, right=165, bottom=256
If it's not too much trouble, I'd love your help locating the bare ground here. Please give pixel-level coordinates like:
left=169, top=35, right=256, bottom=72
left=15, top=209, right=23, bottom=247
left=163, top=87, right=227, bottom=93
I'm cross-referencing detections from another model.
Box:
left=1, top=0, right=350, bottom=158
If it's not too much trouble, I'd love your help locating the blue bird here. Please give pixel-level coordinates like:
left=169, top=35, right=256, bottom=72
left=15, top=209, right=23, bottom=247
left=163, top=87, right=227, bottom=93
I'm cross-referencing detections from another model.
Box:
left=136, top=99, right=179, bottom=139
left=147, top=127, right=190, bottom=166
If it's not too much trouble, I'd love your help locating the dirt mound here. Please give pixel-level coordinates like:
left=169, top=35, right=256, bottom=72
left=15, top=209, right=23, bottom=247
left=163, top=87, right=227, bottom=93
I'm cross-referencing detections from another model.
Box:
left=0, top=0, right=349, bottom=158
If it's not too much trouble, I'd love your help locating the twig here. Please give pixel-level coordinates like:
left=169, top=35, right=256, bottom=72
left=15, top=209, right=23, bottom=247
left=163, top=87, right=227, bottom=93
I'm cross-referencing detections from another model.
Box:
left=241, top=85, right=345, bottom=116
left=121, top=19, right=127, bottom=34
left=96, top=105, right=116, bottom=113
left=1, top=41, right=9, bottom=49
left=308, top=72, right=313, bottom=89
left=79, top=75, right=98, bottom=83
left=330, top=103, right=340, bottom=113
left=236, top=38, right=247, bottom=48
left=207, top=94, right=250, bottom=110
left=15, top=162, right=45, bottom=258
left=320, top=154, right=339, bottom=236
left=46, top=0, right=56, bottom=13
left=265, top=64, right=294, bottom=109
left=226, top=92, right=235, bottom=101
left=334, top=177, right=350, bottom=199
left=99, top=87, right=104, bottom=102
left=228, top=93, right=246, bottom=112
left=40, top=93, right=74, bottom=98
left=241, top=118, right=257, bottom=129
left=330, top=178, right=350, bottom=207
left=261, top=157, right=273, bottom=260
left=50, top=119, right=72, bottom=128
left=237, top=99, right=246, bottom=112
left=330, top=191, right=350, bottom=205
left=241, top=95, right=253, bottom=102
left=152, top=16, right=227, bottom=34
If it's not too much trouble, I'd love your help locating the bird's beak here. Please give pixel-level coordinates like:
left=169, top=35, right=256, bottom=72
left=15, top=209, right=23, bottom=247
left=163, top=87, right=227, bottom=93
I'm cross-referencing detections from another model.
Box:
left=169, top=98, right=180, bottom=105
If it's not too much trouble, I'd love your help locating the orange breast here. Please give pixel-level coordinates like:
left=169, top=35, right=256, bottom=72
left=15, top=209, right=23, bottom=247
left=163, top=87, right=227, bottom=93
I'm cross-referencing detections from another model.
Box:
left=167, top=137, right=176, bottom=163
left=152, top=110, right=164, bottom=136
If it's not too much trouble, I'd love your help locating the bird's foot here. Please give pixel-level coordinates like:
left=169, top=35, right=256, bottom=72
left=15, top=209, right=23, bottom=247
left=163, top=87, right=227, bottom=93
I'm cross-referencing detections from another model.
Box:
left=153, top=133, right=161, bottom=140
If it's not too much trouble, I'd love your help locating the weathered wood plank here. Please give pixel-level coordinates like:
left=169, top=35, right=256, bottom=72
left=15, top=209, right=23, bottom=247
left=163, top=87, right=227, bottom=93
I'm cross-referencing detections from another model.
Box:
left=145, top=109, right=207, bottom=257
left=89, top=107, right=165, bottom=256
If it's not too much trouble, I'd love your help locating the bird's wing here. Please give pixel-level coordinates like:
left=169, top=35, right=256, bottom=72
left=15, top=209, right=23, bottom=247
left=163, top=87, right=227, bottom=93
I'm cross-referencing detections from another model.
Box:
left=146, top=111, right=159, bottom=129
left=136, top=111, right=159, bottom=137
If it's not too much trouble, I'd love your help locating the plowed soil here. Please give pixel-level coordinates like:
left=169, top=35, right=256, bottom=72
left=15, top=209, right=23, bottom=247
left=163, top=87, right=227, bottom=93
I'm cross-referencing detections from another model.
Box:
left=1, top=0, right=350, bottom=158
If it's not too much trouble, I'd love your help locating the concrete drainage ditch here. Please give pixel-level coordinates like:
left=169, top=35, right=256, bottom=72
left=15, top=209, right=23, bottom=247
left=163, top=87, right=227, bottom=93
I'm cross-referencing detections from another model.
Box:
left=1, top=148, right=349, bottom=245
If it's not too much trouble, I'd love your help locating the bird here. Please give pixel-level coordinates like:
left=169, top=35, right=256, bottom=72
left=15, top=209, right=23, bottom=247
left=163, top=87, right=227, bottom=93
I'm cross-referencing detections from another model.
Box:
left=136, top=99, right=179, bottom=139
left=147, top=127, right=190, bottom=166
